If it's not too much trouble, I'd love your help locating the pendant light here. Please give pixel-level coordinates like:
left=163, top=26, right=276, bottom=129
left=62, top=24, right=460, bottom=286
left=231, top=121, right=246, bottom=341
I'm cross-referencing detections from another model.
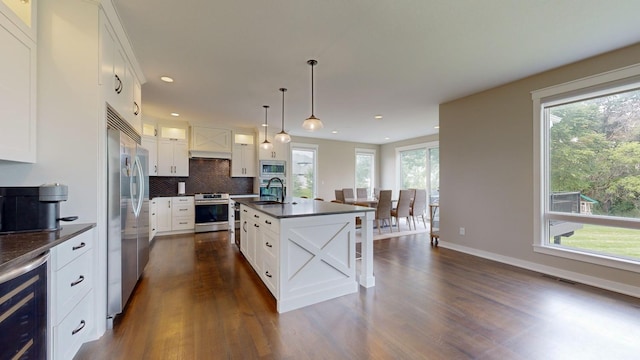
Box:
left=260, top=105, right=273, bottom=150
left=302, top=59, right=324, bottom=131
left=275, top=88, right=292, bottom=143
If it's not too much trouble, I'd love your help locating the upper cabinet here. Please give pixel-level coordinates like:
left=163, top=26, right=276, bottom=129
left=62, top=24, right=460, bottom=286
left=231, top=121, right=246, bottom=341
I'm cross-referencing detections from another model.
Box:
left=258, top=131, right=289, bottom=161
left=157, top=122, right=189, bottom=177
left=231, top=132, right=257, bottom=177
left=99, top=10, right=143, bottom=134
left=141, top=119, right=158, bottom=176
left=190, top=126, right=232, bottom=158
left=0, top=0, right=36, bottom=162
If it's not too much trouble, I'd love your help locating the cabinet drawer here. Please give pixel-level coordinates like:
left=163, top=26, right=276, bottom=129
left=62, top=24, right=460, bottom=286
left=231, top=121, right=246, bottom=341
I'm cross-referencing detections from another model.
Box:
left=262, top=230, right=278, bottom=258
left=53, top=231, right=93, bottom=271
left=172, top=217, right=194, bottom=230
left=262, top=252, right=278, bottom=296
left=54, top=252, right=93, bottom=322
left=172, top=196, right=194, bottom=205
left=54, top=290, right=93, bottom=360
left=260, top=215, right=279, bottom=233
left=172, top=204, right=194, bottom=217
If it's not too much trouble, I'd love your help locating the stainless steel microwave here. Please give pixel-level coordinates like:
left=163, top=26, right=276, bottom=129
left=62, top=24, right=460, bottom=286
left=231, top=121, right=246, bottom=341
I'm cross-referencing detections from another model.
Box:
left=259, top=160, right=286, bottom=178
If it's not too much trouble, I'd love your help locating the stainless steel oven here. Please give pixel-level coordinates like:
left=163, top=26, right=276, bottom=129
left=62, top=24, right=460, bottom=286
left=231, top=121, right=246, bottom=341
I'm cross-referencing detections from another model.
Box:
left=194, top=193, right=229, bottom=233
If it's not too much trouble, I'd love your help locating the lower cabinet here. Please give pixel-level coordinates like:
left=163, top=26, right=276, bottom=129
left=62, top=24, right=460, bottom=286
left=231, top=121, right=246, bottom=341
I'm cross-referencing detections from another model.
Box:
left=50, top=228, right=95, bottom=360
left=240, top=205, right=278, bottom=295
left=154, top=196, right=194, bottom=235
left=150, top=198, right=158, bottom=241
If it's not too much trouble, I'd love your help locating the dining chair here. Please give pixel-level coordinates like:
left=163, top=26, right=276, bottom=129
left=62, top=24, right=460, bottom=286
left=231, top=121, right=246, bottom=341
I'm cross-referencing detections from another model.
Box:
left=410, top=189, right=427, bottom=229
left=342, top=188, right=354, bottom=200
left=391, top=189, right=414, bottom=231
left=374, top=190, right=393, bottom=234
left=335, top=189, right=345, bottom=202
left=374, top=188, right=380, bottom=200
left=356, top=187, right=368, bottom=198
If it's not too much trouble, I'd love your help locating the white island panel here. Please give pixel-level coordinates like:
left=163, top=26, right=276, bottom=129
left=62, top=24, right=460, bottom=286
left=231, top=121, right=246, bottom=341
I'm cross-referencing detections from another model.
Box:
left=278, top=213, right=358, bottom=313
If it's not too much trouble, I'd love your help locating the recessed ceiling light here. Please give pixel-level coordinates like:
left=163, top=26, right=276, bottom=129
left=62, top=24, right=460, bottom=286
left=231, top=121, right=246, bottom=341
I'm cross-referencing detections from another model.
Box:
left=262, top=123, right=268, bottom=127
left=331, top=130, right=338, bottom=134
left=434, top=125, right=440, bottom=129
left=384, top=137, right=390, bottom=140
left=374, top=115, right=383, bottom=119
left=171, top=113, right=180, bottom=117
left=160, top=76, right=174, bottom=83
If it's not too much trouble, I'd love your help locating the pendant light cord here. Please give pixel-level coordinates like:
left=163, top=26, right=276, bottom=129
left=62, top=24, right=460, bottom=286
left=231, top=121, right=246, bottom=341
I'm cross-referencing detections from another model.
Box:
left=311, top=62, right=315, bottom=116
left=281, top=88, right=286, bottom=129
left=263, top=105, right=269, bottom=139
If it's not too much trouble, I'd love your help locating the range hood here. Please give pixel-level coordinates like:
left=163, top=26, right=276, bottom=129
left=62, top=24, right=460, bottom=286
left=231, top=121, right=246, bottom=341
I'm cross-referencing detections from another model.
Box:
left=189, top=150, right=232, bottom=159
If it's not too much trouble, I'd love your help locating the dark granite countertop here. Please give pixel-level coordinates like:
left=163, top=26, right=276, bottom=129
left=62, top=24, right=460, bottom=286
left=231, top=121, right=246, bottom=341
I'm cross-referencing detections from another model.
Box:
left=0, top=223, right=96, bottom=272
left=234, top=197, right=374, bottom=219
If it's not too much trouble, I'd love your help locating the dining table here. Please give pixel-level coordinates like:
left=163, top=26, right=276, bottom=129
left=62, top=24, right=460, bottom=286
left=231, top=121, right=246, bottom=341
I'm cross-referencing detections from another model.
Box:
left=344, top=197, right=379, bottom=207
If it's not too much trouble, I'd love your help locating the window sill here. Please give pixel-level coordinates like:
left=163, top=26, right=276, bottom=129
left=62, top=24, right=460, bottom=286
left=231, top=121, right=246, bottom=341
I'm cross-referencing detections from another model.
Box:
left=533, top=244, right=640, bottom=274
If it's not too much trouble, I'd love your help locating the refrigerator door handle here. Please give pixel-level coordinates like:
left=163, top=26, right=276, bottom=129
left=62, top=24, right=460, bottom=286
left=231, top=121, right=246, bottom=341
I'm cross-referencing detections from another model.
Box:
left=131, top=156, right=144, bottom=217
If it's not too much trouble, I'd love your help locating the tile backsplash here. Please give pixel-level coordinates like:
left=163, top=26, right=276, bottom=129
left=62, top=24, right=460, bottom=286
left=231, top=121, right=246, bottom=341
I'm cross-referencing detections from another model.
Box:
left=149, top=158, right=254, bottom=197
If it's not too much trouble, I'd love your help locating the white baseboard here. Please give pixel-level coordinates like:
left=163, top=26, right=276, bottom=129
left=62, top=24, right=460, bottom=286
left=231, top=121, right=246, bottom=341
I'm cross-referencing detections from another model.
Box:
left=439, top=242, right=640, bottom=299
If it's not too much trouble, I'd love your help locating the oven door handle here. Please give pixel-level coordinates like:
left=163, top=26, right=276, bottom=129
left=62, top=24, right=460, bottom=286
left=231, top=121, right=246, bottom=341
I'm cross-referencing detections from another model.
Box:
left=194, top=201, right=229, bottom=205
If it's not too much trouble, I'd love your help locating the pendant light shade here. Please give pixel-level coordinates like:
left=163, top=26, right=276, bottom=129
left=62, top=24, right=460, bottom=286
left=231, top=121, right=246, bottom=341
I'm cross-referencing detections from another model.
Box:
left=302, top=59, right=324, bottom=131
left=260, top=105, right=273, bottom=150
left=275, top=88, right=291, bottom=143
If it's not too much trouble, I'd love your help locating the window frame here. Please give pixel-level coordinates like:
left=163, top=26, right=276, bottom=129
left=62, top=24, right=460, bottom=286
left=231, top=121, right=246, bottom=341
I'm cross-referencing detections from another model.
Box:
left=289, top=142, right=319, bottom=198
left=355, top=148, right=376, bottom=197
left=395, top=141, right=439, bottom=201
left=532, top=63, right=640, bottom=273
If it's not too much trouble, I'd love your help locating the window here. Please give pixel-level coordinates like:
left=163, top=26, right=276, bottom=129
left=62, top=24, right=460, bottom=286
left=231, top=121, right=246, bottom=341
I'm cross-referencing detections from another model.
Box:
left=290, top=143, right=318, bottom=198
left=396, top=142, right=439, bottom=204
left=533, top=64, right=640, bottom=271
left=355, top=149, right=375, bottom=197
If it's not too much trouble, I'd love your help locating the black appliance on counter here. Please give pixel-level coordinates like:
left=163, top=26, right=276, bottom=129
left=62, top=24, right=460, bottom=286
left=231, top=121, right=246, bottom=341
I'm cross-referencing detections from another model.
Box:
left=0, top=184, right=77, bottom=234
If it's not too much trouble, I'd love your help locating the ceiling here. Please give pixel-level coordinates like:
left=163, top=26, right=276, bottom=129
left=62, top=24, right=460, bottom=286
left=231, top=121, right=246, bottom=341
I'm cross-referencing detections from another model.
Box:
left=112, top=0, right=640, bottom=145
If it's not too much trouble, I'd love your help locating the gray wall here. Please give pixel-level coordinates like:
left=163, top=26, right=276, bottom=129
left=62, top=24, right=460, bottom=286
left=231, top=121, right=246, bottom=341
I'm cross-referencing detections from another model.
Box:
left=440, top=42, right=640, bottom=296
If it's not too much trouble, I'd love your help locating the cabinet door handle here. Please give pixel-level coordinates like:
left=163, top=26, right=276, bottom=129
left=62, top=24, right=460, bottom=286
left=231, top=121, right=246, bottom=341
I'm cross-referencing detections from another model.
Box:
left=265, top=220, right=271, bottom=225
left=265, top=271, right=272, bottom=278
left=70, top=275, right=85, bottom=287
left=72, top=320, right=86, bottom=335
left=266, top=242, right=272, bottom=248
left=133, top=101, right=140, bottom=115
left=154, top=165, right=157, bottom=174
left=254, top=214, right=259, bottom=218
left=254, top=224, right=259, bottom=228
left=114, top=74, right=123, bottom=94
left=72, top=242, right=86, bottom=251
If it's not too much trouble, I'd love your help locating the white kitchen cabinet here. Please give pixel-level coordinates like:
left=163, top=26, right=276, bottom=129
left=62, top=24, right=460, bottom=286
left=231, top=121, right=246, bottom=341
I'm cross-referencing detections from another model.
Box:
left=150, top=198, right=158, bottom=241
left=50, top=228, right=95, bottom=360
left=99, top=11, right=142, bottom=134
left=232, top=143, right=257, bottom=177
left=141, top=136, right=157, bottom=176
left=155, top=197, right=172, bottom=233
left=172, top=196, right=195, bottom=230
left=141, top=120, right=158, bottom=176
left=190, top=126, right=231, bottom=157
left=0, top=6, right=36, bottom=163
left=155, top=196, right=194, bottom=234
left=157, top=138, right=189, bottom=176
left=258, top=131, right=289, bottom=161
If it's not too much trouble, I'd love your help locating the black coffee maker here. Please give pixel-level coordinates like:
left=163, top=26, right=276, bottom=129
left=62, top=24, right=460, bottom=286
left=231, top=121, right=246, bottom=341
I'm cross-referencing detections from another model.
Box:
left=0, top=184, right=77, bottom=234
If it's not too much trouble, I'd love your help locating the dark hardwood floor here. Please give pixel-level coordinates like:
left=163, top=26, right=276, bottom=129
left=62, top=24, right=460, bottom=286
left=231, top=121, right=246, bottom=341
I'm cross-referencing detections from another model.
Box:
left=75, top=231, right=640, bottom=359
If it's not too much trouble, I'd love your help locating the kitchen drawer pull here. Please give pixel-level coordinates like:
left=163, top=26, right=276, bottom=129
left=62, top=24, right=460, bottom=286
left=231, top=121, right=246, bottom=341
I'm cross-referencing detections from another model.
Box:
left=254, top=214, right=259, bottom=218
left=265, top=271, right=272, bottom=278
left=70, top=275, right=85, bottom=287
left=265, top=220, right=271, bottom=225
left=72, top=320, right=86, bottom=335
left=266, top=242, right=272, bottom=248
left=243, top=209, right=248, bottom=213
left=254, top=224, right=259, bottom=228
left=72, top=242, right=86, bottom=251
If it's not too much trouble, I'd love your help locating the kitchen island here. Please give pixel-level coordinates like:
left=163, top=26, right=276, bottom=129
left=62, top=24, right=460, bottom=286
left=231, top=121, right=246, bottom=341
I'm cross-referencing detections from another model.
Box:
left=235, top=197, right=376, bottom=313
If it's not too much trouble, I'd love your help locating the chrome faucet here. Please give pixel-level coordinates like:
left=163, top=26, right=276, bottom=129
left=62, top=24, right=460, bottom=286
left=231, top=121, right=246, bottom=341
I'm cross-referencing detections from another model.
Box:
left=266, top=177, right=285, bottom=203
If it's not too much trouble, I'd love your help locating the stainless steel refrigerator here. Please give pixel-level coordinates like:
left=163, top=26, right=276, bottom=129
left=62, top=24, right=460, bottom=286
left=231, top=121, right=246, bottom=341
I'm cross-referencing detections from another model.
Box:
left=107, top=115, right=149, bottom=327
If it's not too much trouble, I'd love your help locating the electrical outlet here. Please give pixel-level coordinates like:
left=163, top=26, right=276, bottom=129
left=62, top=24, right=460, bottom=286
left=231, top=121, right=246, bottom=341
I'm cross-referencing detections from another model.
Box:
left=459, top=227, right=465, bottom=236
